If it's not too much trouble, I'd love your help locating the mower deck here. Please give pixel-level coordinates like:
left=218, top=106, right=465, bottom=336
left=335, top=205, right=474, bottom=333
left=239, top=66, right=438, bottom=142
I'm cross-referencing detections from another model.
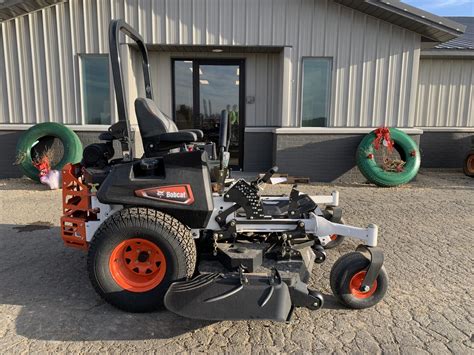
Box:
left=165, top=242, right=320, bottom=321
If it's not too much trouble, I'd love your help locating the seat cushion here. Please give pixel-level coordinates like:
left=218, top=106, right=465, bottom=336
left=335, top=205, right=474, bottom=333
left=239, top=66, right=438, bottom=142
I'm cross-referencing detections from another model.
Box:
left=135, top=98, right=178, bottom=137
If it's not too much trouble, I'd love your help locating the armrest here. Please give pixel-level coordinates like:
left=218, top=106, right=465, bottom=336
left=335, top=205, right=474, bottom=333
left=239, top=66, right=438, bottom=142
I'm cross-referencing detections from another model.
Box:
left=180, top=129, right=204, bottom=139
left=158, top=131, right=197, bottom=143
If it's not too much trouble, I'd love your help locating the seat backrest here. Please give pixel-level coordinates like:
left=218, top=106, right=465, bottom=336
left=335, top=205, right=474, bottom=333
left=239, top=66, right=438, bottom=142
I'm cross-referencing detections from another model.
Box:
left=135, top=98, right=178, bottom=138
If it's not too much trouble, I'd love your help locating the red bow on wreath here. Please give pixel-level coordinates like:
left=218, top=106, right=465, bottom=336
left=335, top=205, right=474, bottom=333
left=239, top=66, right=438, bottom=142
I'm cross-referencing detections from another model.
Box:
left=33, top=156, right=51, bottom=177
left=373, top=127, right=394, bottom=152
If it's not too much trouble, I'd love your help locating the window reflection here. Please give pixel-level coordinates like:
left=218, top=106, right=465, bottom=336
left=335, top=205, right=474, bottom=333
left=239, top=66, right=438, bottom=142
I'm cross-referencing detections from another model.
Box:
left=81, top=55, right=111, bottom=125
left=173, top=60, right=241, bottom=167
left=301, top=58, right=332, bottom=127
left=174, top=60, right=194, bottom=129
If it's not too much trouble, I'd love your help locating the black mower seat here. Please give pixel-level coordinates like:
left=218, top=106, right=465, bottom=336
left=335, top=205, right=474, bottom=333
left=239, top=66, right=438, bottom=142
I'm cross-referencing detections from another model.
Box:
left=135, top=98, right=204, bottom=156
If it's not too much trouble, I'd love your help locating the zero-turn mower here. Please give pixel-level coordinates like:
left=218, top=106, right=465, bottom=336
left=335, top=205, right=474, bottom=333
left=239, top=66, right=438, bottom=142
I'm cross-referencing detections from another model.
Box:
left=60, top=20, right=388, bottom=321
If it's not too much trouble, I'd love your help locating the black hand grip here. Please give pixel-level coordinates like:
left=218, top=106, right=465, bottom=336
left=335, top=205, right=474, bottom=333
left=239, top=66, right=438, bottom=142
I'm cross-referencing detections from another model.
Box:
left=219, top=110, right=230, bottom=150
left=261, top=166, right=279, bottom=183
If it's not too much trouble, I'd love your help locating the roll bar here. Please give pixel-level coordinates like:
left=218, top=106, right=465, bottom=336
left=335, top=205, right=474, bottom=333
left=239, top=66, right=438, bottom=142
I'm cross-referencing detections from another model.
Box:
left=109, top=19, right=153, bottom=160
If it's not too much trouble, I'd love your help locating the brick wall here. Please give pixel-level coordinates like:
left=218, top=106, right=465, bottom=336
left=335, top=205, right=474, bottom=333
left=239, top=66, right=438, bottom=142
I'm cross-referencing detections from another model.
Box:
left=243, top=132, right=274, bottom=172
left=1, top=128, right=471, bottom=180
left=419, top=132, right=474, bottom=168
left=274, top=133, right=421, bottom=183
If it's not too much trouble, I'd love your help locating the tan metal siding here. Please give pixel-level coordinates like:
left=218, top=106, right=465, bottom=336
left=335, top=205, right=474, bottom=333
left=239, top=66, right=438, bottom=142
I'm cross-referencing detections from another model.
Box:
left=0, top=26, right=9, bottom=123
left=0, top=0, right=421, bottom=128
left=290, top=0, right=420, bottom=128
left=3, top=19, right=22, bottom=123
left=416, top=58, right=474, bottom=127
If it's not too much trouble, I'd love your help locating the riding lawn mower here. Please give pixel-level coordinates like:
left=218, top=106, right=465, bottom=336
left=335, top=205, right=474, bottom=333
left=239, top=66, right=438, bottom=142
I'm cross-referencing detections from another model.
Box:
left=60, top=20, right=388, bottom=321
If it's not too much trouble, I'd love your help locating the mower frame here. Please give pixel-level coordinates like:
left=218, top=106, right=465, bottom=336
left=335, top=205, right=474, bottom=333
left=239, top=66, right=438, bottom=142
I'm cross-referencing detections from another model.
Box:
left=59, top=19, right=388, bottom=322
left=109, top=19, right=153, bottom=161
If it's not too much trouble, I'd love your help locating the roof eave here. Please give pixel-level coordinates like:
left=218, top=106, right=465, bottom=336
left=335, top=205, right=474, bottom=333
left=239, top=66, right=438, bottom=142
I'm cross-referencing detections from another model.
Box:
left=333, top=0, right=466, bottom=43
left=0, top=0, right=65, bottom=22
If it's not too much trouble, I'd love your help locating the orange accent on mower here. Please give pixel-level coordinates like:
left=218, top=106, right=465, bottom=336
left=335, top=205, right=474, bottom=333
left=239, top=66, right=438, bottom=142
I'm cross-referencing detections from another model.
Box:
left=109, top=238, right=167, bottom=292
left=60, top=163, right=96, bottom=250
left=349, top=271, right=378, bottom=299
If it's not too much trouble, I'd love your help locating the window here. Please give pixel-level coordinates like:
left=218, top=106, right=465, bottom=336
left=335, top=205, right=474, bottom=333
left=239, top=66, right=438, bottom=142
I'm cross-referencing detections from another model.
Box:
left=173, top=60, right=194, bottom=129
left=172, top=59, right=244, bottom=168
left=301, top=58, right=332, bottom=127
left=81, top=55, right=111, bottom=124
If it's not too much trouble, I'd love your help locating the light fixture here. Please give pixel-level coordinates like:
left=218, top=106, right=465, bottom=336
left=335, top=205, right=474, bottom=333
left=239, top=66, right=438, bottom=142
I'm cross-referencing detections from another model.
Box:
left=212, top=48, right=223, bottom=53
left=200, top=79, right=209, bottom=85
left=235, top=80, right=239, bottom=86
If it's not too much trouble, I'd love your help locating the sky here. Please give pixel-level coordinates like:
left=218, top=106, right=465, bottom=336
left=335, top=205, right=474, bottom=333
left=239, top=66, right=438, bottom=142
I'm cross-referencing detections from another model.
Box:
left=403, top=0, right=474, bottom=16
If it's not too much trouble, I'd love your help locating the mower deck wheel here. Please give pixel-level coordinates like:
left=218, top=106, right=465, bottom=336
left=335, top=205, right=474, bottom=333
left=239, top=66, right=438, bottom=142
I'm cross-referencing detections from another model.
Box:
left=330, top=252, right=388, bottom=309
left=87, top=207, right=196, bottom=312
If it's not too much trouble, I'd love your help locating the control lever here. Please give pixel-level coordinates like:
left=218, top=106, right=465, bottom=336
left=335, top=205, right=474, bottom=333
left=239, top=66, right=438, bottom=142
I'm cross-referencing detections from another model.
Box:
left=215, top=110, right=231, bottom=193
left=218, top=109, right=231, bottom=170
left=253, top=166, right=279, bottom=187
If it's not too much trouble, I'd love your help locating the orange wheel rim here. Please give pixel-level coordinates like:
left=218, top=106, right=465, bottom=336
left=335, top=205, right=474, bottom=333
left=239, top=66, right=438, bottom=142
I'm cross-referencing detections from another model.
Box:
left=349, top=271, right=377, bottom=299
left=468, top=155, right=474, bottom=173
left=109, top=238, right=167, bottom=293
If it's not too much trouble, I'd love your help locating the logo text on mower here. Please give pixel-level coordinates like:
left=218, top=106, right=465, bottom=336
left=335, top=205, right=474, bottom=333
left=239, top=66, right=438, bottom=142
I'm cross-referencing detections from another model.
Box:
left=135, top=185, right=195, bottom=205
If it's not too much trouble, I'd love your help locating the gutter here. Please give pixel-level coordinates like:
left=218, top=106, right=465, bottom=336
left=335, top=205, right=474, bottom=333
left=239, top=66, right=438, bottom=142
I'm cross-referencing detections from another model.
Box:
left=365, top=0, right=466, bottom=40
left=421, top=49, right=474, bottom=59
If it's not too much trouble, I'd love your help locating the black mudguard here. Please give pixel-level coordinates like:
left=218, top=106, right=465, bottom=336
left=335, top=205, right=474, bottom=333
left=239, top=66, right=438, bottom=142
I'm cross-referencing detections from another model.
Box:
left=164, top=273, right=293, bottom=322
left=96, top=151, right=213, bottom=228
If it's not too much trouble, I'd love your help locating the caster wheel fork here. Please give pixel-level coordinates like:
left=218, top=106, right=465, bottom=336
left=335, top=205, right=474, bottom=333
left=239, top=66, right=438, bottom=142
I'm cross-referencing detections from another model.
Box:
left=312, top=244, right=327, bottom=264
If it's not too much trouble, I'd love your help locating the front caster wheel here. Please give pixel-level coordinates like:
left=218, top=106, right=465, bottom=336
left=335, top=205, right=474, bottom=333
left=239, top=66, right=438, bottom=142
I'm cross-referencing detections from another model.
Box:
left=307, top=290, right=324, bottom=310
left=312, top=245, right=327, bottom=264
left=330, top=252, right=388, bottom=309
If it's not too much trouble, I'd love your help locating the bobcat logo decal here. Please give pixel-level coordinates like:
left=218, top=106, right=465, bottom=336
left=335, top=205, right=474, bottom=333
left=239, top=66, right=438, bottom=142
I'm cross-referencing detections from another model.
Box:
left=135, top=185, right=195, bottom=205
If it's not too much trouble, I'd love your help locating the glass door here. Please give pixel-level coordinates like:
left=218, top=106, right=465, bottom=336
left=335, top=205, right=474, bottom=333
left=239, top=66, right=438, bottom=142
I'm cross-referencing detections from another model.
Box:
left=173, top=59, right=244, bottom=168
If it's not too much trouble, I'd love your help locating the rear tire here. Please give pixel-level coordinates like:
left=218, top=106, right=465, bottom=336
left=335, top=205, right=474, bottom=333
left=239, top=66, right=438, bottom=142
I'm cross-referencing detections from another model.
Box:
left=87, top=207, right=196, bottom=312
left=330, top=252, right=388, bottom=309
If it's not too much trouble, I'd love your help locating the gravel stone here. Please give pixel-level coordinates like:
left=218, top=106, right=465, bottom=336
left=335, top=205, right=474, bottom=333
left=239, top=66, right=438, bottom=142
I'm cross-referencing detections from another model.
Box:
left=0, top=169, right=472, bottom=353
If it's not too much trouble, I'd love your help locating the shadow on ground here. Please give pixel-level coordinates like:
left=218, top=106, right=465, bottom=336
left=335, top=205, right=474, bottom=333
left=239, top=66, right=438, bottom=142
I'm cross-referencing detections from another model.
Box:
left=0, top=178, right=51, bottom=191
left=0, top=223, right=212, bottom=341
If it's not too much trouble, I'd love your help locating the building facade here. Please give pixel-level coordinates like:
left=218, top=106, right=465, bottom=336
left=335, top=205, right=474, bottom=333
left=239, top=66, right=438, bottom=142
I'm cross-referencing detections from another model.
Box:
left=416, top=17, right=474, bottom=168
left=0, top=0, right=472, bottom=180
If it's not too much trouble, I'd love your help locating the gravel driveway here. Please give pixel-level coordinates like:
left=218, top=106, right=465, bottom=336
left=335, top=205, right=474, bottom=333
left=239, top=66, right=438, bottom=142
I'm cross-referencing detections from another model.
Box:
left=0, top=170, right=472, bottom=353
